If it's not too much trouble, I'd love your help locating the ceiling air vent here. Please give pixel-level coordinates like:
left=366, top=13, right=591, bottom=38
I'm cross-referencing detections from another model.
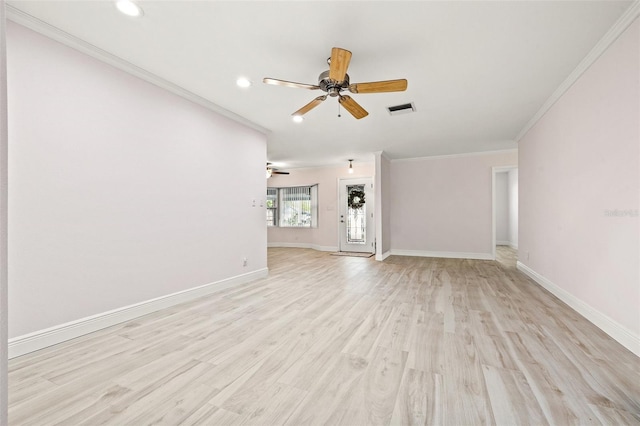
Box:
left=387, top=102, right=416, bottom=116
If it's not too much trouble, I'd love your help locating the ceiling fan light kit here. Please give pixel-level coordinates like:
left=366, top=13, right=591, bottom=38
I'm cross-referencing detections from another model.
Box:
left=264, top=47, right=408, bottom=120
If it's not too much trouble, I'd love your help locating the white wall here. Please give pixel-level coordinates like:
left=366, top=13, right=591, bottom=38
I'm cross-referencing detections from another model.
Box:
left=0, top=0, right=8, bottom=421
left=519, top=18, right=639, bottom=352
left=267, top=163, right=374, bottom=251
left=508, top=168, right=518, bottom=248
left=495, top=172, right=509, bottom=244
left=7, top=22, right=267, bottom=339
left=390, top=151, right=518, bottom=259
left=374, top=152, right=391, bottom=260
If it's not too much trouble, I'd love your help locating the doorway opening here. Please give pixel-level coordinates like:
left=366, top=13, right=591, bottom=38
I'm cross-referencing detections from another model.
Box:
left=492, top=166, right=518, bottom=261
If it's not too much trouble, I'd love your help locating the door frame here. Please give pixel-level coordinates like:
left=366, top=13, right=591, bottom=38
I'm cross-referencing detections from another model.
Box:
left=337, top=177, right=375, bottom=253
left=491, top=165, right=518, bottom=260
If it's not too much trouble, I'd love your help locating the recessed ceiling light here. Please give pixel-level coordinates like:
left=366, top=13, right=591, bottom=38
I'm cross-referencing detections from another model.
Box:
left=116, top=0, right=143, bottom=17
left=292, top=115, right=304, bottom=123
left=236, top=77, right=252, bottom=88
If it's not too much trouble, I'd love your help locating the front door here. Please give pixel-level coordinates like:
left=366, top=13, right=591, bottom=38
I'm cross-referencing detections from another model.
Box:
left=339, top=178, right=374, bottom=253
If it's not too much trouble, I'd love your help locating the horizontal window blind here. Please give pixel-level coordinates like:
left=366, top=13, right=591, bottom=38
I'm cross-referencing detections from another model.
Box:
left=267, top=185, right=318, bottom=228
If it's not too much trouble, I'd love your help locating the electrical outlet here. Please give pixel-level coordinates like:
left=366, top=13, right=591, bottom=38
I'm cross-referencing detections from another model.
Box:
left=243, top=257, right=248, bottom=266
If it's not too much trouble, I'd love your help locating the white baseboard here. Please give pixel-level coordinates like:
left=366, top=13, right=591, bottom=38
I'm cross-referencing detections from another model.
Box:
left=497, top=241, right=519, bottom=249
left=8, top=268, right=269, bottom=359
left=390, top=249, right=493, bottom=261
left=376, top=250, right=392, bottom=261
left=517, top=261, right=639, bottom=357
left=267, top=242, right=338, bottom=252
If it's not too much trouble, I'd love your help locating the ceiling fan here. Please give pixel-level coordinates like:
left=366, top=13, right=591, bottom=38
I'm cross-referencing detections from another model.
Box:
left=266, top=163, right=289, bottom=178
left=264, top=47, right=408, bottom=120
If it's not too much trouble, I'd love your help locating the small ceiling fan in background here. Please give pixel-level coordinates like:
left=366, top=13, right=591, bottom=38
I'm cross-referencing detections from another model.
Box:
left=264, top=47, right=408, bottom=119
left=266, top=163, right=289, bottom=178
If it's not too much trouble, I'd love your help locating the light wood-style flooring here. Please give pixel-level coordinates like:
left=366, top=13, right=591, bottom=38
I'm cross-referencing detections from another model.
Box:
left=9, top=247, right=640, bottom=425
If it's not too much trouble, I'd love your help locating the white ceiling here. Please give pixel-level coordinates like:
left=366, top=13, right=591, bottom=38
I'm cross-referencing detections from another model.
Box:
left=7, top=0, right=633, bottom=168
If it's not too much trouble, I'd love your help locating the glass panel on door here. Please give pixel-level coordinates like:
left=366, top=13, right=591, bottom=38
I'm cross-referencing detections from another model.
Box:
left=346, top=184, right=366, bottom=245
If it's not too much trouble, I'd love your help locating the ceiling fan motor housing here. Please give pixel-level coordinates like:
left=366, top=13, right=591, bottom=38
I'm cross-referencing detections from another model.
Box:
left=318, top=70, right=350, bottom=97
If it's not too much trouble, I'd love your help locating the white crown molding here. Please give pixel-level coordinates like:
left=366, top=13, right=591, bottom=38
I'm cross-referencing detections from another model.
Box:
left=390, top=249, right=493, bottom=261
left=6, top=5, right=269, bottom=136
left=516, top=1, right=640, bottom=141
left=373, top=151, right=392, bottom=162
left=8, top=268, right=269, bottom=358
left=391, top=149, right=518, bottom=163
left=277, top=162, right=375, bottom=173
left=517, top=261, right=640, bottom=357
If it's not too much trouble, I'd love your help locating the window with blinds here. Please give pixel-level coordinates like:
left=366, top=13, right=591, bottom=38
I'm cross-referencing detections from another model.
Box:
left=266, top=185, right=318, bottom=228
left=266, top=187, right=278, bottom=227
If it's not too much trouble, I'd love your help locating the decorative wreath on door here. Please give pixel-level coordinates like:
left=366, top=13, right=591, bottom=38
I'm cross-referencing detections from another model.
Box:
left=348, top=188, right=366, bottom=209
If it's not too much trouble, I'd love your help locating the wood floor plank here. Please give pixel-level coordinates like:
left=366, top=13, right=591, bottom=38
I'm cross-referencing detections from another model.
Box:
left=81, top=360, right=213, bottom=425
left=55, top=384, right=133, bottom=426
left=8, top=246, right=640, bottom=425
left=406, top=312, right=445, bottom=374
left=278, top=317, right=361, bottom=391
left=504, top=330, right=592, bottom=424
left=283, top=353, right=369, bottom=426
left=187, top=405, right=241, bottom=425
left=179, top=403, right=225, bottom=426
left=542, top=323, right=640, bottom=415
left=7, top=375, right=57, bottom=408
left=482, top=364, right=547, bottom=425
left=236, top=382, right=308, bottom=425
left=443, top=333, right=495, bottom=425
left=9, top=334, right=135, bottom=383
left=142, top=384, right=222, bottom=426
left=389, top=368, right=443, bottom=426
left=11, top=382, right=125, bottom=426
left=377, top=303, right=413, bottom=352
left=588, top=403, right=640, bottom=424
left=337, top=346, right=408, bottom=425
left=342, top=302, right=395, bottom=359
left=218, top=320, right=319, bottom=414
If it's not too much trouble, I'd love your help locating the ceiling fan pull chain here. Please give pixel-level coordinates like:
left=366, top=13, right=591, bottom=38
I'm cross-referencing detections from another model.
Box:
left=338, top=102, right=341, bottom=118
